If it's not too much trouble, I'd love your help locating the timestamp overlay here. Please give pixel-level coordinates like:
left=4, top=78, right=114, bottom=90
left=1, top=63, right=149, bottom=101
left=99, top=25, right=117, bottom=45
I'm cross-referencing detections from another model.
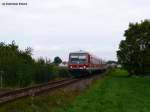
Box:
left=1, top=0, right=28, bottom=6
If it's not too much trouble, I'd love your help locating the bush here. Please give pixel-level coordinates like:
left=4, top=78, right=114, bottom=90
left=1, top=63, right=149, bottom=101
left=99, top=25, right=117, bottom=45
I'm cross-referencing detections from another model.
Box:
left=0, top=41, right=70, bottom=88
left=52, top=66, right=71, bottom=78
left=117, top=20, right=150, bottom=76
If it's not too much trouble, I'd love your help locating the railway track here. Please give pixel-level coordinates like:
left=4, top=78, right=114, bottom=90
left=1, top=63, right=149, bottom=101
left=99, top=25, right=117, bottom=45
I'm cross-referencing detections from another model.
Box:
left=0, top=78, right=80, bottom=104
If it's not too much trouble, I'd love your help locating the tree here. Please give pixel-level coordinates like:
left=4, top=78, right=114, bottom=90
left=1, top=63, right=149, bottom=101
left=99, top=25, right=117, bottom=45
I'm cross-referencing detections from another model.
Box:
left=25, top=47, right=33, bottom=56
left=53, top=56, right=62, bottom=65
left=117, top=20, right=150, bottom=75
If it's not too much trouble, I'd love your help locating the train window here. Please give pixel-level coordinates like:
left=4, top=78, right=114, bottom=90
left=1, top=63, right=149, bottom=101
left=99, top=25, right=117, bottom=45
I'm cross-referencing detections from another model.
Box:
left=69, top=53, right=87, bottom=64
left=70, top=55, right=78, bottom=58
left=70, top=58, right=79, bottom=64
left=79, top=56, right=86, bottom=59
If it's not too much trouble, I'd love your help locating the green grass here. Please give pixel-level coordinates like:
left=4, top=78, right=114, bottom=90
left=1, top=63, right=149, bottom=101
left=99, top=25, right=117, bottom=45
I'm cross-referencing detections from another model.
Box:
left=0, top=90, right=81, bottom=112
left=1, top=69, right=150, bottom=112
left=55, top=69, right=150, bottom=112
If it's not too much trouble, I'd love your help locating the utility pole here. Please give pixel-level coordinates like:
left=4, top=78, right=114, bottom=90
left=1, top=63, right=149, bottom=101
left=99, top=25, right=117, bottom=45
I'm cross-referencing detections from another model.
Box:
left=0, top=71, right=4, bottom=88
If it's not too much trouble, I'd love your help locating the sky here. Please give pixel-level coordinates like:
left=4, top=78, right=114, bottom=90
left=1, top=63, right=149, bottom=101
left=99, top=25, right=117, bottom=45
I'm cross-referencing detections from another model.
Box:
left=0, top=0, right=150, bottom=61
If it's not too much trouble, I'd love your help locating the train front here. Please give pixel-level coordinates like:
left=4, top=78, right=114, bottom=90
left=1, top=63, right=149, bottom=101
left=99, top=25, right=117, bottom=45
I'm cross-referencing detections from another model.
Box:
left=68, top=52, right=90, bottom=77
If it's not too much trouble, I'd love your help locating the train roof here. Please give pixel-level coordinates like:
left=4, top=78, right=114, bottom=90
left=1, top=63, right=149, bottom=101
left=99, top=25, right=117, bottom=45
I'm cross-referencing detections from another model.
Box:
left=70, top=50, right=89, bottom=54
left=69, top=50, right=105, bottom=61
left=70, top=50, right=98, bottom=58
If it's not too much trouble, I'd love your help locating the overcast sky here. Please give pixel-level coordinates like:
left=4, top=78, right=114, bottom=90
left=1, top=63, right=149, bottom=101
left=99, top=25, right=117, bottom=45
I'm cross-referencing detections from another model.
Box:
left=0, top=0, right=150, bottom=61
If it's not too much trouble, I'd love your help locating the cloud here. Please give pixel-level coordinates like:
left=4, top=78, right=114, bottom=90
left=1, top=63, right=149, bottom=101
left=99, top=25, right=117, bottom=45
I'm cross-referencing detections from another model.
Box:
left=0, top=0, right=150, bottom=61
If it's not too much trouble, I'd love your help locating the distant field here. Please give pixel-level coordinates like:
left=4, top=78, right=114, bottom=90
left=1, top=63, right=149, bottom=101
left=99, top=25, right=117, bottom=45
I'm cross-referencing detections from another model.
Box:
left=1, top=69, right=150, bottom=112
left=55, top=69, right=150, bottom=112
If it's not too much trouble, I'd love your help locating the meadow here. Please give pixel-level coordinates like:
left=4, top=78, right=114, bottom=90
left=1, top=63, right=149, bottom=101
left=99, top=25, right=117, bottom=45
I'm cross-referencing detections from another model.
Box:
left=1, top=69, right=150, bottom=112
left=55, top=69, right=150, bottom=112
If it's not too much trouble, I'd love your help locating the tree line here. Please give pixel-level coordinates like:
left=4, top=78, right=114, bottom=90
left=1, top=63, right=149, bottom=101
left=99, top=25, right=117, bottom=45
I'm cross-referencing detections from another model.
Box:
left=0, top=41, right=70, bottom=88
left=117, top=20, right=150, bottom=76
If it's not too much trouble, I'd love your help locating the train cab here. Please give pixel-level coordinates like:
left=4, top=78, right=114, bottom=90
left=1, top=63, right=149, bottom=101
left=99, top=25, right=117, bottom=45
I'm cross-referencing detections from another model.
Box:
left=68, top=50, right=107, bottom=77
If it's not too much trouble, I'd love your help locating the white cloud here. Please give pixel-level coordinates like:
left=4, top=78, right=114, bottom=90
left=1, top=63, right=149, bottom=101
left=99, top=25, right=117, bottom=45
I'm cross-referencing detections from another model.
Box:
left=0, top=0, right=150, bottom=61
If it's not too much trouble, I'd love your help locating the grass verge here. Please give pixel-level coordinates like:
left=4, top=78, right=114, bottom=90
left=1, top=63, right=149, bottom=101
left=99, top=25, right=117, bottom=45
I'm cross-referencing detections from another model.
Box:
left=1, top=69, right=150, bottom=112
left=55, top=69, right=150, bottom=112
left=0, top=90, right=82, bottom=112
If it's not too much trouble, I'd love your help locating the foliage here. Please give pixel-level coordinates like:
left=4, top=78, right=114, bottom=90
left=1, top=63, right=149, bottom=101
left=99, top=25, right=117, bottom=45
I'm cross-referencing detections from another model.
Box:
left=52, top=67, right=71, bottom=78
left=0, top=41, right=70, bottom=88
left=117, top=20, right=150, bottom=75
left=1, top=69, right=150, bottom=112
left=0, top=90, right=80, bottom=112
left=55, top=69, right=150, bottom=112
left=53, top=57, right=62, bottom=65
left=107, top=60, right=117, bottom=64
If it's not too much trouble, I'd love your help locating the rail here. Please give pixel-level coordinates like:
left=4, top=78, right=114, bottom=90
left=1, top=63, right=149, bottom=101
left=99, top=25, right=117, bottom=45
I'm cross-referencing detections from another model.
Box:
left=0, top=78, right=79, bottom=104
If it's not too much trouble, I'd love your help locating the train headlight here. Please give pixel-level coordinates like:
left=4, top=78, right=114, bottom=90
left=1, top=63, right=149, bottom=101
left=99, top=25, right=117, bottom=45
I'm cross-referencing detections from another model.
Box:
left=83, top=66, right=86, bottom=69
left=70, top=66, right=72, bottom=68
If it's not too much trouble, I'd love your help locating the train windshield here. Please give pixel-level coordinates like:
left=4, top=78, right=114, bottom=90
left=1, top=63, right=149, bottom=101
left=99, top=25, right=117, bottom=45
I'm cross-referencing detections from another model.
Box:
left=70, top=53, right=87, bottom=64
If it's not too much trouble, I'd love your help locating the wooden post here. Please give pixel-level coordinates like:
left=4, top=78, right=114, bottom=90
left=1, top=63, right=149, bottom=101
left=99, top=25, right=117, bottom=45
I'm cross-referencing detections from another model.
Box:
left=0, top=71, right=4, bottom=88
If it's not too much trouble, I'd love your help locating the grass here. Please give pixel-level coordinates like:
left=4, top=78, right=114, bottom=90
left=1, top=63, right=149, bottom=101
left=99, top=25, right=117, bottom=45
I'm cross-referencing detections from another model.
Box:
left=1, top=69, right=150, bottom=112
left=55, top=69, right=150, bottom=112
left=0, top=90, right=81, bottom=112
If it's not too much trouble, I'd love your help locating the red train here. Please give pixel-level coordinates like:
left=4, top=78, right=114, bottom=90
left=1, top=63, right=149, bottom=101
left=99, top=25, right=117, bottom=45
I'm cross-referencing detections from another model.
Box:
left=68, top=50, right=107, bottom=76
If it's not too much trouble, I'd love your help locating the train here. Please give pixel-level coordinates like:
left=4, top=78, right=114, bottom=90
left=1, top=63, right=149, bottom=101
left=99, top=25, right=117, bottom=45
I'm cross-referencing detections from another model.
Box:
left=68, top=50, right=108, bottom=77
